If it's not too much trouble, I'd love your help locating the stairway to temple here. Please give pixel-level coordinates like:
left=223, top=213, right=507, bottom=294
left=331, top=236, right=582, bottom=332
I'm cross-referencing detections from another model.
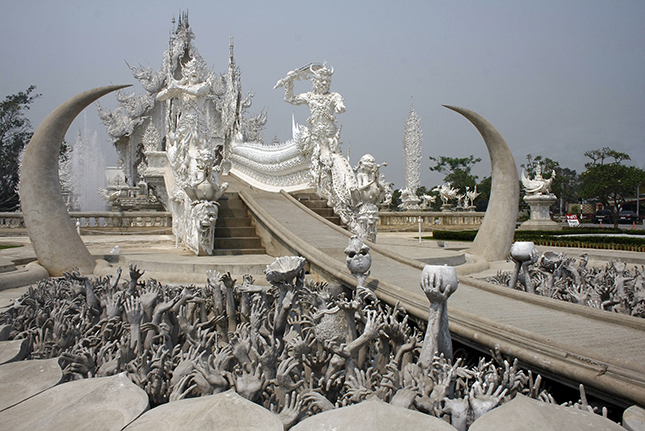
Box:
left=291, top=192, right=343, bottom=227
left=213, top=192, right=265, bottom=255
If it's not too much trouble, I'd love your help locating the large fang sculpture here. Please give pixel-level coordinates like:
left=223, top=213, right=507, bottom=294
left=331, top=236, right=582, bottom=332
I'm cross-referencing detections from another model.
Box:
left=19, top=85, right=130, bottom=276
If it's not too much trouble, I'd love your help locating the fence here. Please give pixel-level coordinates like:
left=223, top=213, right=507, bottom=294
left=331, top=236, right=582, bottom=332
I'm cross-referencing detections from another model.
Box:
left=378, top=211, right=484, bottom=231
left=0, top=211, right=172, bottom=229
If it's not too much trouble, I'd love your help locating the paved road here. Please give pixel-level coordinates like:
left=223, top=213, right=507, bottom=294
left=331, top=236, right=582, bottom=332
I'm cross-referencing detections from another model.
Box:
left=242, top=187, right=645, bottom=407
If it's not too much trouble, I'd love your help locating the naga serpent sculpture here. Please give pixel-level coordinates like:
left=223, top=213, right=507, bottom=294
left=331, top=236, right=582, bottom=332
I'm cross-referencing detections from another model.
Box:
left=443, top=105, right=519, bottom=262
left=20, top=85, right=130, bottom=276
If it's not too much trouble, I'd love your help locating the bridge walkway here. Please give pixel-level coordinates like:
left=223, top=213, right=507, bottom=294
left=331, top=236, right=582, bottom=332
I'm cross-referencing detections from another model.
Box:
left=240, top=185, right=645, bottom=407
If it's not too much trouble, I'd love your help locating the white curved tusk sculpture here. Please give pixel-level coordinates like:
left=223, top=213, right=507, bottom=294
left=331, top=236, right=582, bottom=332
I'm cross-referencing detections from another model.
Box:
left=443, top=105, right=519, bottom=262
left=19, top=85, right=131, bottom=276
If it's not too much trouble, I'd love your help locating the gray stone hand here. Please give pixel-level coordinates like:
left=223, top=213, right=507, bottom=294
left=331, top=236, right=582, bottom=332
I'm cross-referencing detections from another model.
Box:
left=500, top=358, right=527, bottom=393
left=286, top=331, right=314, bottom=359
left=171, top=345, right=200, bottom=386
left=342, top=368, right=377, bottom=404
left=168, top=374, right=196, bottom=402
left=128, top=263, right=144, bottom=295
left=428, top=362, right=456, bottom=413
left=301, top=390, right=335, bottom=413
left=101, top=291, right=121, bottom=319
left=213, top=344, right=234, bottom=372
left=230, top=332, right=253, bottom=369
left=234, top=362, right=266, bottom=401
left=566, top=283, right=590, bottom=305
left=206, top=269, right=221, bottom=288
left=139, top=283, right=159, bottom=317
left=346, top=309, right=381, bottom=355
left=402, top=362, right=434, bottom=397
left=124, top=297, right=144, bottom=354
left=66, top=267, right=88, bottom=282
left=109, top=266, right=122, bottom=291
left=442, top=396, right=470, bottom=431
left=124, top=297, right=143, bottom=327
left=97, top=346, right=122, bottom=377
left=277, top=391, right=303, bottom=430
left=177, top=304, right=197, bottom=338
left=255, top=334, right=279, bottom=379
left=193, top=353, right=229, bottom=394
left=250, top=295, right=266, bottom=335
left=221, top=272, right=237, bottom=290
left=420, top=271, right=454, bottom=304
left=379, top=302, right=409, bottom=344
left=129, top=263, right=145, bottom=281
left=469, top=381, right=507, bottom=420
left=390, top=387, right=418, bottom=409
left=242, top=273, right=255, bottom=286
left=274, top=356, right=304, bottom=392
left=60, top=348, right=96, bottom=378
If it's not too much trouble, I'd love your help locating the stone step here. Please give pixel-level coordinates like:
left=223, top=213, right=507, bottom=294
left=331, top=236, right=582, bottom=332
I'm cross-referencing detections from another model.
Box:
left=217, top=208, right=250, bottom=218
left=299, top=200, right=329, bottom=209
left=218, top=197, right=246, bottom=209
left=292, top=193, right=320, bottom=201
left=211, top=248, right=268, bottom=256
left=214, top=191, right=265, bottom=254
left=215, top=226, right=257, bottom=238
left=311, top=208, right=336, bottom=218
left=215, top=217, right=252, bottom=228
left=291, top=192, right=344, bottom=227
left=325, top=216, right=342, bottom=225
left=214, top=237, right=263, bottom=249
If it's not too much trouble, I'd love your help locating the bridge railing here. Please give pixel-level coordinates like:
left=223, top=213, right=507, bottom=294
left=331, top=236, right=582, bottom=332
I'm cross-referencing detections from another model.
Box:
left=2, top=210, right=480, bottom=232
left=378, top=211, right=484, bottom=231
left=0, top=211, right=172, bottom=229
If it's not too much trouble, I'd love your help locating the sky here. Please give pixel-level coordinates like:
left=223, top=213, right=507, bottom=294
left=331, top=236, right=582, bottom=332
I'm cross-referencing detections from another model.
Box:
left=2, top=0, right=644, bottom=191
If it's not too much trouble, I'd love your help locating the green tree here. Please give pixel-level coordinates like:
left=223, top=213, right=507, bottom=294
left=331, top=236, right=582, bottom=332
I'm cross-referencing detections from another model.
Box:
left=429, top=155, right=481, bottom=191
left=0, top=86, right=40, bottom=211
left=579, top=147, right=645, bottom=228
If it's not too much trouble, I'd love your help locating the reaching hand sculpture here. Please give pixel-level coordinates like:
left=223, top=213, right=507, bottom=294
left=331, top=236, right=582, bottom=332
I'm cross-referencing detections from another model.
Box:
left=344, top=236, right=376, bottom=303
left=489, top=249, right=645, bottom=319
left=1, top=250, right=605, bottom=429
left=508, top=242, right=539, bottom=294
left=419, top=265, right=457, bottom=366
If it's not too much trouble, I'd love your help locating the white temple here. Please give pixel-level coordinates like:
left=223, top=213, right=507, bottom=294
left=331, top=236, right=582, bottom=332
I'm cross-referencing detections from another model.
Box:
left=98, top=13, right=390, bottom=252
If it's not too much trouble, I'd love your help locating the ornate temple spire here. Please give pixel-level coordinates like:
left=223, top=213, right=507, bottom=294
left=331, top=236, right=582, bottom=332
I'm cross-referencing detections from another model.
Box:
left=229, top=36, right=235, bottom=67
left=398, top=96, right=423, bottom=210
left=403, top=96, right=422, bottom=194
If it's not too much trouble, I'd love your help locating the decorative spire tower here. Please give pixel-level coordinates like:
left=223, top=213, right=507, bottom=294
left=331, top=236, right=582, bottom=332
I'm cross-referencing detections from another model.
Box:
left=399, top=97, right=423, bottom=210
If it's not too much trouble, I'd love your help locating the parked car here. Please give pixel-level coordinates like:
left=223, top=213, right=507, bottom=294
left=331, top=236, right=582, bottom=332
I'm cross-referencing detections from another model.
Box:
left=618, top=210, right=638, bottom=224
left=593, top=209, right=613, bottom=224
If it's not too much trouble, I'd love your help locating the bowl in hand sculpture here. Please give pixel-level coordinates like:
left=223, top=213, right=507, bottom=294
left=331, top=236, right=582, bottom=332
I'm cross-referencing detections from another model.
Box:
left=421, top=265, right=458, bottom=290
left=265, top=256, right=306, bottom=285
left=510, top=241, right=538, bottom=262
